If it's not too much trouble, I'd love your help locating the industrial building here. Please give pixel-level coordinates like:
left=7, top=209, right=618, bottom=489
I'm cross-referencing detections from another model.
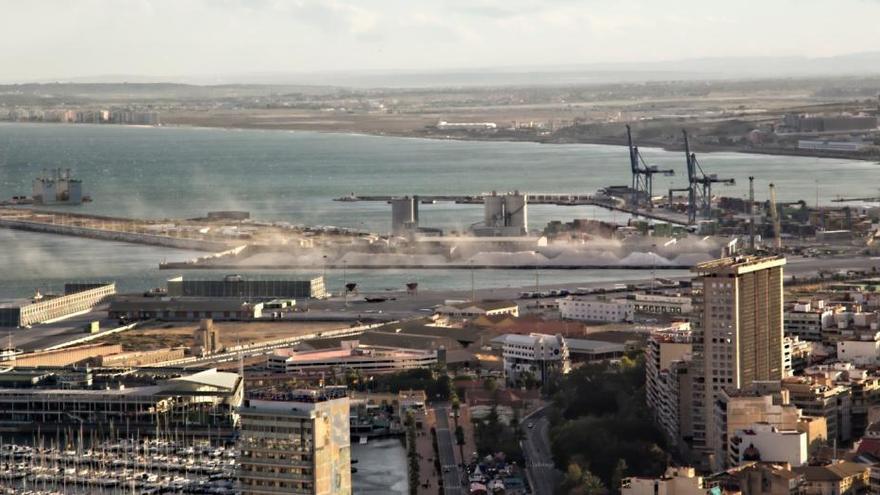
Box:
left=472, top=191, right=528, bottom=236
left=434, top=300, right=520, bottom=318
left=238, top=389, right=351, bottom=495
left=0, top=368, right=242, bottom=437
left=167, top=274, right=326, bottom=299
left=0, top=343, right=123, bottom=368
left=31, top=168, right=83, bottom=205
left=390, top=196, right=419, bottom=235
left=267, top=341, right=438, bottom=374
left=109, top=297, right=263, bottom=321
left=0, top=282, right=116, bottom=328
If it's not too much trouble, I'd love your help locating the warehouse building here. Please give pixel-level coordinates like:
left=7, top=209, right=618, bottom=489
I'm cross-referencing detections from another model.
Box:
left=167, top=274, right=326, bottom=299
left=109, top=297, right=263, bottom=321
left=0, top=282, right=116, bottom=328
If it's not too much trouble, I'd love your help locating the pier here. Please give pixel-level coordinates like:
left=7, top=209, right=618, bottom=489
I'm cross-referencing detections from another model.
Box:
left=335, top=192, right=692, bottom=226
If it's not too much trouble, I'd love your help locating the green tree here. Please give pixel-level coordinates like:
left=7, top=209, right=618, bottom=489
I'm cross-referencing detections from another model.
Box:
left=611, top=459, right=628, bottom=494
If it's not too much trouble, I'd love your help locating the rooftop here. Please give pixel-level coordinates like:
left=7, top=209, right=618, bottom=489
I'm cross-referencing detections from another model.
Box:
left=693, top=255, right=786, bottom=275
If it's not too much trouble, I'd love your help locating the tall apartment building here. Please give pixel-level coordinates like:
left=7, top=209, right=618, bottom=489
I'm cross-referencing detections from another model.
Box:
left=690, top=256, right=786, bottom=469
left=237, top=389, right=351, bottom=495
left=646, top=327, right=694, bottom=449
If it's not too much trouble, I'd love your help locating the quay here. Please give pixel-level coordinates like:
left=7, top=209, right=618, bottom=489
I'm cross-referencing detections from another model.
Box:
left=0, top=207, right=238, bottom=252
left=335, top=192, right=692, bottom=226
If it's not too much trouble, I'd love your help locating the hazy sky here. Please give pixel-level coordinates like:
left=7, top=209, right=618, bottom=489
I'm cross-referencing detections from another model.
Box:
left=2, top=0, right=879, bottom=81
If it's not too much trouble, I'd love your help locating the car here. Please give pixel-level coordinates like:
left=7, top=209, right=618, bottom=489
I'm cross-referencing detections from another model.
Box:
left=527, top=422, right=534, bottom=429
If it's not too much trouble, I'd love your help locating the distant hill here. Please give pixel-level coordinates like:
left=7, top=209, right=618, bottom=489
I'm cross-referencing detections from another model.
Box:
left=5, top=51, right=880, bottom=89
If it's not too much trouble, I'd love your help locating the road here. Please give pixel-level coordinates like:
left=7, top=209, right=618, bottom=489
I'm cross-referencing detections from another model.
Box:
left=434, top=406, right=465, bottom=495
left=523, top=409, right=562, bottom=495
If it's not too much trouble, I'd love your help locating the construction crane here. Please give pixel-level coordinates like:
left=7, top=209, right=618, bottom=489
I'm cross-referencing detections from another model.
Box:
left=626, top=124, right=674, bottom=209
left=682, top=130, right=736, bottom=223
left=768, top=183, right=782, bottom=250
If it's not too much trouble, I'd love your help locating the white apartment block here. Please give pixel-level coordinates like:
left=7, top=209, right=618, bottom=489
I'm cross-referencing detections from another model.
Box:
left=557, top=297, right=634, bottom=322
left=730, top=423, right=807, bottom=467
left=500, top=333, right=571, bottom=385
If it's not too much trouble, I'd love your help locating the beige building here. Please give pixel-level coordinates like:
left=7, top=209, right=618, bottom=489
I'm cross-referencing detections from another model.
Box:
left=238, top=389, right=351, bottom=495
left=621, top=467, right=714, bottom=495
left=793, top=461, right=869, bottom=495
left=691, top=256, right=786, bottom=469
left=646, top=327, right=694, bottom=448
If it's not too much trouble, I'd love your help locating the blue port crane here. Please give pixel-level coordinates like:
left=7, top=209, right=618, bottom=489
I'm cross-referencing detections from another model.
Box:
left=682, top=130, right=735, bottom=223
left=626, top=124, right=674, bottom=209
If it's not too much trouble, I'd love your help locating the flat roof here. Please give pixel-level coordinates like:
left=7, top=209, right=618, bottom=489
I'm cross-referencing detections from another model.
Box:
left=110, top=297, right=258, bottom=311
left=693, top=255, right=786, bottom=275
left=273, top=346, right=432, bottom=362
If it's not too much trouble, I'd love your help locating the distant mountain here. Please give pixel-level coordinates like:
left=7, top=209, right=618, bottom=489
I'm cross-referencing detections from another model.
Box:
left=7, top=52, right=880, bottom=88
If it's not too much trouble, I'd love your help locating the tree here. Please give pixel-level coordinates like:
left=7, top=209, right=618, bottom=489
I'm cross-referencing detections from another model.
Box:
left=611, top=459, right=628, bottom=494
left=483, top=377, right=498, bottom=393
left=455, top=425, right=465, bottom=445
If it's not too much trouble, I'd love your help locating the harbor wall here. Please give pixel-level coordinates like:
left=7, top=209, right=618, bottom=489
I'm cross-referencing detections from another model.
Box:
left=0, top=218, right=229, bottom=252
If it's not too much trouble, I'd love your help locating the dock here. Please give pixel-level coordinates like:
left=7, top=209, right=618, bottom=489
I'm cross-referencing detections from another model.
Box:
left=335, top=193, right=692, bottom=226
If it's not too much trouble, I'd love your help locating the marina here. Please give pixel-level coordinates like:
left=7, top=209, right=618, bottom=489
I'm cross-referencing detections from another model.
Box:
left=0, top=439, right=236, bottom=494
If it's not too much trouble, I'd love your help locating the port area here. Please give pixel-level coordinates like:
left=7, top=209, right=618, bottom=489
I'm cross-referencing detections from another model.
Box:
left=0, top=207, right=361, bottom=253
left=336, top=192, right=692, bottom=226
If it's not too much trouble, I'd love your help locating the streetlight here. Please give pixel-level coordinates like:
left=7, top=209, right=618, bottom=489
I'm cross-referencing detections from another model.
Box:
left=343, top=260, right=348, bottom=307
left=470, top=260, right=475, bottom=303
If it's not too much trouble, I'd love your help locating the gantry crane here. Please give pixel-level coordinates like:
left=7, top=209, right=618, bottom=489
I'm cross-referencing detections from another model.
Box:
left=626, top=124, right=674, bottom=209
left=682, top=130, right=735, bottom=223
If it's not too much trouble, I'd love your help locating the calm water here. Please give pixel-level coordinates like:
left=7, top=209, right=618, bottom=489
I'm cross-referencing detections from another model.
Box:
left=2, top=123, right=876, bottom=231
left=0, top=123, right=876, bottom=297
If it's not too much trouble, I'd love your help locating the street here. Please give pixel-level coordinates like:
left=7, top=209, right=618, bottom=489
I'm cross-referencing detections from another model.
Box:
left=523, top=409, right=563, bottom=495
left=435, top=406, right=465, bottom=495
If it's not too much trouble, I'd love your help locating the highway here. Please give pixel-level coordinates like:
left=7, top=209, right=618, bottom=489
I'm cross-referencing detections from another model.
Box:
left=522, top=408, right=562, bottom=495
left=435, top=406, right=466, bottom=495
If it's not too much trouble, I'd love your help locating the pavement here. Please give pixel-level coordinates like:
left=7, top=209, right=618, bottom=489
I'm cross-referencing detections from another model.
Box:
left=435, top=405, right=466, bottom=495
left=7, top=306, right=118, bottom=352
left=522, top=408, right=563, bottom=495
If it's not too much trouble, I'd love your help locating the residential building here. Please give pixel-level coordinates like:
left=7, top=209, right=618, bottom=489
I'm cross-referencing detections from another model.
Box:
left=621, top=467, right=715, bottom=495
left=237, top=388, right=351, bottom=495
left=782, top=377, right=852, bottom=444
left=557, top=296, right=634, bottom=322
left=730, top=423, right=807, bottom=467
left=691, top=256, right=786, bottom=469
left=499, top=333, right=570, bottom=385
left=717, top=385, right=805, bottom=470
left=837, top=332, right=880, bottom=366
left=714, top=462, right=805, bottom=495
left=629, top=293, right=693, bottom=315
left=784, top=301, right=834, bottom=343
left=793, top=461, right=869, bottom=495
left=646, top=327, right=694, bottom=448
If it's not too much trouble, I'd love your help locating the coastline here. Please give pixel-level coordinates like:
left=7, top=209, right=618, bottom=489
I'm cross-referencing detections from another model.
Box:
left=3, top=120, right=876, bottom=163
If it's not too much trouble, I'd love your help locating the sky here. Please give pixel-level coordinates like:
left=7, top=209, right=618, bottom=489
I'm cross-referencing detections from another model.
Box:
left=2, top=0, right=880, bottom=82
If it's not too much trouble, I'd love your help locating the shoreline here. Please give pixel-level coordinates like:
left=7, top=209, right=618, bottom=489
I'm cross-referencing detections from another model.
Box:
left=4, top=120, right=877, bottom=163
